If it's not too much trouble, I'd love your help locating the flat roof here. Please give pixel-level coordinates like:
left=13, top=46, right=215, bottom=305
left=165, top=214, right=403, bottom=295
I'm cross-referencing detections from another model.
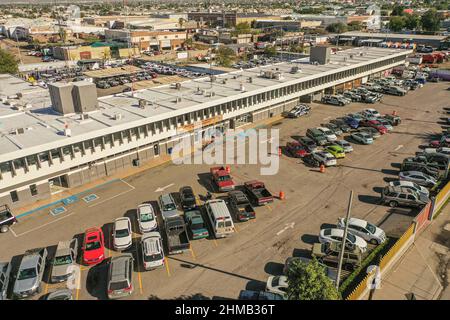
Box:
left=83, top=65, right=143, bottom=79
left=339, top=32, right=448, bottom=41
left=0, top=47, right=411, bottom=162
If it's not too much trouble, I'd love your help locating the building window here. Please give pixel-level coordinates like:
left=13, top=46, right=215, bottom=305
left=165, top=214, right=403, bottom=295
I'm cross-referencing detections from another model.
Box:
left=30, top=184, right=38, bottom=196
left=154, top=144, right=160, bottom=156
left=94, top=138, right=103, bottom=148
left=13, top=158, right=26, bottom=170
left=10, top=190, right=19, bottom=203
left=123, top=130, right=131, bottom=141
left=73, top=143, right=83, bottom=154
left=0, top=162, right=12, bottom=174
left=50, top=149, right=61, bottom=159
left=62, top=146, right=73, bottom=158
left=26, top=155, right=38, bottom=167
left=38, top=152, right=49, bottom=163
left=113, top=132, right=123, bottom=144
left=84, top=140, right=93, bottom=151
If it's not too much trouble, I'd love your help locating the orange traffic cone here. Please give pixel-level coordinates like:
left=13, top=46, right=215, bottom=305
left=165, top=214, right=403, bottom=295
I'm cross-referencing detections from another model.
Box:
left=278, top=147, right=282, bottom=157
left=226, top=166, right=231, bottom=174
left=279, top=191, right=285, bottom=200
left=319, top=164, right=325, bottom=173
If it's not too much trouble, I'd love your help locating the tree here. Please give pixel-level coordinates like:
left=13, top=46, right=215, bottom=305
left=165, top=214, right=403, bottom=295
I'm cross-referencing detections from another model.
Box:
left=326, top=22, right=348, bottom=33
left=286, top=258, right=340, bottom=300
left=404, top=14, right=421, bottom=30
left=234, top=22, right=251, bottom=35
left=391, top=5, right=405, bottom=16
left=389, top=16, right=406, bottom=32
left=264, top=45, right=277, bottom=57
left=421, top=9, right=441, bottom=31
left=347, top=21, right=363, bottom=31
left=0, top=48, right=19, bottom=74
left=216, top=46, right=235, bottom=67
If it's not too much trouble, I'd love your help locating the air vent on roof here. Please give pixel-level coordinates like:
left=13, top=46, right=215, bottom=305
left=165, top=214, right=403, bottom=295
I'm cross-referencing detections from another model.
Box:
left=290, top=66, right=301, bottom=74
left=196, top=87, right=204, bottom=95
left=80, top=113, right=89, bottom=121
left=222, top=79, right=228, bottom=84
left=10, top=127, right=25, bottom=135
left=204, top=91, right=215, bottom=97
left=239, top=83, right=245, bottom=92
left=171, top=82, right=181, bottom=90
left=113, top=113, right=123, bottom=120
left=138, top=99, right=147, bottom=109
left=247, top=77, right=253, bottom=83
left=210, top=75, right=217, bottom=82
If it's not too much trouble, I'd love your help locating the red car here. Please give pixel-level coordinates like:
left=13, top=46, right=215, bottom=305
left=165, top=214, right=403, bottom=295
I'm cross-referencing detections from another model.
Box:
left=430, top=136, right=450, bottom=148
left=82, top=227, right=105, bottom=265
left=286, top=141, right=309, bottom=158
left=360, top=120, right=388, bottom=134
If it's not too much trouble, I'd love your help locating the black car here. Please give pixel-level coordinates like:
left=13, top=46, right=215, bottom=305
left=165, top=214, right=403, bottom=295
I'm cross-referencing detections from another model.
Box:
left=0, top=205, right=17, bottom=233
left=302, top=154, right=320, bottom=167
left=296, top=136, right=318, bottom=152
left=179, top=186, right=197, bottom=210
left=330, top=119, right=351, bottom=133
left=400, top=162, right=440, bottom=179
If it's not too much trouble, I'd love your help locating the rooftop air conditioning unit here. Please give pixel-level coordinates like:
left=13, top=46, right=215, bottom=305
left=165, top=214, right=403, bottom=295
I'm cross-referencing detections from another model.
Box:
left=175, top=97, right=182, bottom=103
left=138, top=99, right=147, bottom=109
left=80, top=113, right=89, bottom=121
left=222, top=79, right=227, bottom=84
left=11, top=128, right=25, bottom=135
left=113, top=113, right=123, bottom=120
left=247, top=77, right=253, bottom=83
left=240, top=83, right=245, bottom=92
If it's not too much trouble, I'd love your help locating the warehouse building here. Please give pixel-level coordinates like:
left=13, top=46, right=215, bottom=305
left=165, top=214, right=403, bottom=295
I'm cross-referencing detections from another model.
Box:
left=0, top=47, right=412, bottom=208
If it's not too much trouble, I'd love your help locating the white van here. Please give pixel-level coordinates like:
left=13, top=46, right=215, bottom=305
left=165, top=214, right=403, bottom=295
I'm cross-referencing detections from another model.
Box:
left=205, top=199, right=235, bottom=238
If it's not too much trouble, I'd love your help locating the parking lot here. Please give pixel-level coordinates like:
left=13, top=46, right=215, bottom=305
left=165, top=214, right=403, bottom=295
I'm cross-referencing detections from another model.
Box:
left=1, top=81, right=448, bottom=300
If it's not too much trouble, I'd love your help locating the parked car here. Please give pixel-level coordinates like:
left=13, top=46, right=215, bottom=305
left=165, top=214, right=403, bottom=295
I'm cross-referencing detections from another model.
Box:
left=312, top=242, right=363, bottom=271
left=317, top=127, right=337, bottom=142
left=136, top=203, right=157, bottom=233
left=322, top=123, right=343, bottom=136
left=359, top=120, right=388, bottom=135
left=283, top=257, right=337, bottom=282
left=343, top=91, right=362, bottom=102
left=283, top=104, right=310, bottom=118
left=382, top=114, right=401, bottom=126
left=12, top=248, right=48, bottom=299
left=228, top=190, right=255, bottom=222
left=184, top=209, right=209, bottom=240
left=179, top=186, right=197, bottom=211
left=165, top=216, right=190, bottom=254
left=285, top=141, right=310, bottom=158
left=423, top=147, right=450, bottom=156
left=383, top=85, right=407, bottom=96
left=312, top=151, right=337, bottom=167
left=357, top=127, right=381, bottom=139
left=141, top=232, right=165, bottom=270
left=107, top=254, right=134, bottom=299
left=0, top=262, right=12, bottom=300
left=351, top=132, right=373, bottom=145
left=377, top=118, right=394, bottom=131
left=159, top=193, right=179, bottom=221
left=265, top=276, right=288, bottom=298
left=238, top=290, right=285, bottom=300
left=324, top=145, right=345, bottom=159
left=49, top=239, right=78, bottom=283
left=381, top=186, right=429, bottom=208
left=362, top=108, right=381, bottom=118
left=321, top=95, right=348, bottom=106
left=319, top=228, right=367, bottom=253
left=334, top=140, right=353, bottom=153
left=297, top=136, right=318, bottom=152
left=0, top=204, right=17, bottom=234
left=243, top=180, right=274, bottom=206
left=45, top=288, right=73, bottom=300
left=341, top=116, right=359, bottom=129
left=399, top=171, right=437, bottom=188
left=306, top=128, right=328, bottom=146
left=400, top=161, right=440, bottom=180
left=330, top=119, right=351, bottom=133
left=210, top=166, right=235, bottom=192
left=113, top=217, right=132, bottom=251
left=302, top=154, right=320, bottom=167
left=82, top=227, right=105, bottom=265
left=337, top=218, right=386, bottom=245
left=389, top=179, right=429, bottom=196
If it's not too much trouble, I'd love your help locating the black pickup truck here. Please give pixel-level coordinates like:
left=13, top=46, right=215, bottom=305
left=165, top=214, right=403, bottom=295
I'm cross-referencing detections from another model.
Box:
left=164, top=216, right=190, bottom=255
left=228, top=191, right=255, bottom=222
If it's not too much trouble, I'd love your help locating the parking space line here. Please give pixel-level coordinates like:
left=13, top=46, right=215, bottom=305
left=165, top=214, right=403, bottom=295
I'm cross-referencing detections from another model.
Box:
left=164, top=257, right=171, bottom=277
left=213, top=239, right=218, bottom=247
left=12, top=211, right=76, bottom=237
left=266, top=205, right=273, bottom=212
left=190, top=245, right=196, bottom=261
left=137, top=269, right=143, bottom=295
left=76, top=267, right=82, bottom=300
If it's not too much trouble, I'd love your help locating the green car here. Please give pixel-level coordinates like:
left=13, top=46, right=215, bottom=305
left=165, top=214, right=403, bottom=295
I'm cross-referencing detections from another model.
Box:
left=325, top=145, right=345, bottom=159
left=184, top=209, right=209, bottom=240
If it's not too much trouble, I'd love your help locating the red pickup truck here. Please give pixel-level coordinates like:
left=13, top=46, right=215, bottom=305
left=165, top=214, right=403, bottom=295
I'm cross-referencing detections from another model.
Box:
left=244, top=181, right=274, bottom=206
left=210, top=166, right=235, bottom=192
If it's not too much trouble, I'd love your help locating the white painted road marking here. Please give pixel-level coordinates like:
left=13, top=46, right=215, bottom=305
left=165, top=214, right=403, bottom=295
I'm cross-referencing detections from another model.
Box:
left=394, top=145, right=404, bottom=151
left=276, top=222, right=295, bottom=236
left=155, top=183, right=175, bottom=192
left=323, top=116, right=331, bottom=121
left=88, top=180, right=135, bottom=208
left=11, top=212, right=76, bottom=237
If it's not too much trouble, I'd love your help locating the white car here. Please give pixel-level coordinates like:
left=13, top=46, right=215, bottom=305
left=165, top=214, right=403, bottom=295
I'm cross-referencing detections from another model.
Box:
left=337, top=217, right=386, bottom=245
left=319, top=228, right=367, bottom=253
left=335, top=140, right=353, bottom=153
left=423, top=147, right=450, bottom=155
left=399, top=171, right=437, bottom=188
left=362, top=108, right=381, bottom=118
left=137, top=203, right=157, bottom=233
left=113, top=217, right=132, bottom=251
left=141, top=232, right=165, bottom=270
left=317, top=127, right=337, bottom=142
left=312, top=151, right=337, bottom=167
left=266, top=276, right=288, bottom=298
left=388, top=180, right=430, bottom=198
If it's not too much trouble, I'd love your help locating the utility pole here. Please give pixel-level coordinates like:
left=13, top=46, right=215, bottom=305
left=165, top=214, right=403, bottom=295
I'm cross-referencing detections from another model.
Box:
left=335, top=190, right=353, bottom=290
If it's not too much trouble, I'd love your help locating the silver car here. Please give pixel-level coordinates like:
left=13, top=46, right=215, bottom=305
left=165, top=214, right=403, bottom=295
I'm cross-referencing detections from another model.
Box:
left=45, top=288, right=73, bottom=300
left=13, top=248, right=48, bottom=299
left=337, top=217, right=386, bottom=245
left=351, top=132, right=373, bottom=145
left=335, top=140, right=353, bottom=153
left=158, top=193, right=179, bottom=221
left=389, top=180, right=430, bottom=198
left=0, top=262, right=12, bottom=300
left=107, top=254, right=134, bottom=299
left=113, top=217, right=133, bottom=251
left=381, top=186, right=429, bottom=208
left=399, top=171, right=437, bottom=188
left=50, top=239, right=78, bottom=283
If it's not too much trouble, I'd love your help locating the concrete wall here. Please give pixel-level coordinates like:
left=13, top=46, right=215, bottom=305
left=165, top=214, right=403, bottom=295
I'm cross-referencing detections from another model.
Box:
left=0, top=181, right=50, bottom=209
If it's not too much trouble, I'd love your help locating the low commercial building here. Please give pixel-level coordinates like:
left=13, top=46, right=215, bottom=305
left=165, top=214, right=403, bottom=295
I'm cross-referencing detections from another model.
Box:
left=188, top=11, right=280, bottom=28
left=0, top=47, right=411, bottom=209
left=105, top=29, right=187, bottom=51
left=254, top=19, right=322, bottom=31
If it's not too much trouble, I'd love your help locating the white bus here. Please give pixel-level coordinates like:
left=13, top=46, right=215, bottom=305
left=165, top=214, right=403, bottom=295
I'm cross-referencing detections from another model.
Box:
left=205, top=199, right=235, bottom=238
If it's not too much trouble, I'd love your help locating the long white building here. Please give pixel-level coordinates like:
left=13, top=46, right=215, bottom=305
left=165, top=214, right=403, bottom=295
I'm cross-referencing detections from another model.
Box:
left=0, top=47, right=412, bottom=208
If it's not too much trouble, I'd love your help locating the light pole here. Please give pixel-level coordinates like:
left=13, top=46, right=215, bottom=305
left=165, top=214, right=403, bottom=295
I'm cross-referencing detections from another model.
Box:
left=335, top=190, right=354, bottom=290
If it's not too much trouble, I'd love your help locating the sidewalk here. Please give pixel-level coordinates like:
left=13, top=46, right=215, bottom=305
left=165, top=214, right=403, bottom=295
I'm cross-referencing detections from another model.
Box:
left=369, top=204, right=449, bottom=300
